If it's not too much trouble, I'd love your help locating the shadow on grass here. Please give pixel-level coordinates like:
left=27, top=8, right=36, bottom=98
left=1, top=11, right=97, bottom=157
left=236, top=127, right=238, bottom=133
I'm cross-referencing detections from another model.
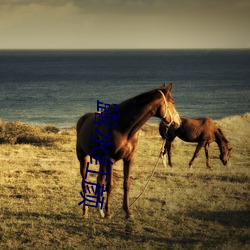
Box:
left=187, top=173, right=250, bottom=184
left=2, top=209, right=204, bottom=247
left=91, top=219, right=202, bottom=248
left=2, top=210, right=79, bottom=222
left=189, top=210, right=250, bottom=228
left=3, top=209, right=249, bottom=248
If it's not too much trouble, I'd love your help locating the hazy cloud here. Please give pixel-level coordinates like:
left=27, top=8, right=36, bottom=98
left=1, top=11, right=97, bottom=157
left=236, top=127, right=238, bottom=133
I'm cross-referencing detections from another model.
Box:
left=70, top=0, right=250, bottom=13
left=0, top=0, right=70, bottom=6
left=0, top=0, right=249, bottom=49
left=1, top=0, right=249, bottom=13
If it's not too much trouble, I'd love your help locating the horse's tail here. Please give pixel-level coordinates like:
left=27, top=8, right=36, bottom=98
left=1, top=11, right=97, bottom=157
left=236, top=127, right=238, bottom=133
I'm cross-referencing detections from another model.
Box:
left=76, top=114, right=91, bottom=135
left=76, top=115, right=85, bottom=134
left=159, top=121, right=168, bottom=139
left=76, top=114, right=91, bottom=161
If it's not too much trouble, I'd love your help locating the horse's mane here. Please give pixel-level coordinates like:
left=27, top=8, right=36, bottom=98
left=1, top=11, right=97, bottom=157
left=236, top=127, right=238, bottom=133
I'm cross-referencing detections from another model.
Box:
left=119, top=88, right=158, bottom=108
left=119, top=84, right=170, bottom=108
left=216, top=127, right=229, bottom=143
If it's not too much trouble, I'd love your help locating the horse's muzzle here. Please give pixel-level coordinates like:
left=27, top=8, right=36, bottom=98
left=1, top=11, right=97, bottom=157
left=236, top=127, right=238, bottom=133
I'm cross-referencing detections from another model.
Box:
left=173, top=114, right=182, bottom=129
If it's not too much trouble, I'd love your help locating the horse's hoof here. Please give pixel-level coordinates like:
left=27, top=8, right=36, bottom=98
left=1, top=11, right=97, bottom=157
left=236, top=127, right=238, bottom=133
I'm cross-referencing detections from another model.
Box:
left=99, top=209, right=105, bottom=218
left=105, top=214, right=112, bottom=219
left=126, top=213, right=134, bottom=220
left=83, top=207, right=88, bottom=218
left=83, top=214, right=89, bottom=219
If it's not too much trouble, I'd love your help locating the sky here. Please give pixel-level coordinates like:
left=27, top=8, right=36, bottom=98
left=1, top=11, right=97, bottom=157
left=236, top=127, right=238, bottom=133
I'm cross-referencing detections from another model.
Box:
left=0, top=0, right=249, bottom=49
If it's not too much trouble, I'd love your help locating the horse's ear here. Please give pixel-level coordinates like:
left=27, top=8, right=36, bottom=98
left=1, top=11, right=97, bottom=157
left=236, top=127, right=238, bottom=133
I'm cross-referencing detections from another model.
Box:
left=166, top=83, right=173, bottom=94
left=159, top=83, right=167, bottom=90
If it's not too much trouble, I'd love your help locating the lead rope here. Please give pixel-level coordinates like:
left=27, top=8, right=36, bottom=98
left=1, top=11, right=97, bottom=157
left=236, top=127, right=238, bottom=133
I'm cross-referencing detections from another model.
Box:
left=112, top=137, right=167, bottom=218
left=128, top=138, right=166, bottom=208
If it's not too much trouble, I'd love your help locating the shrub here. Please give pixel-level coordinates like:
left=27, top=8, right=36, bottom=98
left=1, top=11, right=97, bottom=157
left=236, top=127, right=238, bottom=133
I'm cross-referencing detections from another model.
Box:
left=43, top=125, right=60, bottom=134
left=0, top=121, right=69, bottom=146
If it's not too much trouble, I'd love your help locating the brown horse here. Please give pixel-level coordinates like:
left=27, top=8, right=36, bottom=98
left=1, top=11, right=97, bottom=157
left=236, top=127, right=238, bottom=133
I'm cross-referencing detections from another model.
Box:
left=159, top=117, right=232, bottom=169
left=77, top=83, right=181, bottom=219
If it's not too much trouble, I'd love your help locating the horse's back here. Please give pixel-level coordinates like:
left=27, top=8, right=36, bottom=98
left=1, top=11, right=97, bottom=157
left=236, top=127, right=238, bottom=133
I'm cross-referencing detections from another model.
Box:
left=176, top=117, right=216, bottom=142
left=182, top=117, right=215, bottom=128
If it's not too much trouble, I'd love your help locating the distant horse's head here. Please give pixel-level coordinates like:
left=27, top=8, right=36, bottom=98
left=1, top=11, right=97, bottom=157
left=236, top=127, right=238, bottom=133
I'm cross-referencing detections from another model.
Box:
left=157, top=83, right=181, bottom=129
left=220, top=146, right=232, bottom=166
left=218, top=128, right=232, bottom=165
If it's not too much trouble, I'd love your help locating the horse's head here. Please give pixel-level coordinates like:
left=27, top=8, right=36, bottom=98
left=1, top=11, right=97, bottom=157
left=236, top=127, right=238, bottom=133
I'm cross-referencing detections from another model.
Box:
left=220, top=144, right=232, bottom=166
left=157, top=83, right=181, bottom=129
left=217, top=128, right=232, bottom=165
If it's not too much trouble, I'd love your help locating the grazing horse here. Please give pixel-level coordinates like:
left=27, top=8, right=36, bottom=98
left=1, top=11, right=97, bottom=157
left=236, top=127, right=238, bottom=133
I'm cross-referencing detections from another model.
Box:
left=159, top=117, right=232, bottom=169
left=76, top=83, right=181, bottom=219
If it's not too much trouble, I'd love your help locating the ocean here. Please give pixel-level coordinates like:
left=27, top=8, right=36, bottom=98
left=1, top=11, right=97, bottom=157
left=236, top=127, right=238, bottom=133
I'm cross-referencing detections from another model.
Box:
left=0, top=50, right=249, bottom=129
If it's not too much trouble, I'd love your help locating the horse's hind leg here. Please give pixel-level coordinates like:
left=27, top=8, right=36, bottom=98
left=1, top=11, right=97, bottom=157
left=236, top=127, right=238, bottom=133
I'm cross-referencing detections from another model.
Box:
left=205, top=143, right=211, bottom=169
left=189, top=141, right=205, bottom=168
left=77, top=147, right=90, bottom=218
left=105, top=162, right=114, bottom=219
left=96, top=162, right=107, bottom=218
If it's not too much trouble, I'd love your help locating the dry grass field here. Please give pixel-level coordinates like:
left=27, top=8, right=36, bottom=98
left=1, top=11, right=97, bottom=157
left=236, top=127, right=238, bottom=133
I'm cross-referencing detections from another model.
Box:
left=0, top=113, right=249, bottom=249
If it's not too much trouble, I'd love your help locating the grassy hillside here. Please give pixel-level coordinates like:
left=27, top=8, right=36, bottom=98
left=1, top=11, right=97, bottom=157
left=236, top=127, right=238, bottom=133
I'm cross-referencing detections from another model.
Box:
left=0, top=113, right=249, bottom=249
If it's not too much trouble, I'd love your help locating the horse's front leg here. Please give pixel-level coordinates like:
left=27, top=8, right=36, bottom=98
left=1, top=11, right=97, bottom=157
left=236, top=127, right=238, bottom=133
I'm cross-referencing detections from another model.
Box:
left=166, top=140, right=173, bottom=167
left=161, top=139, right=167, bottom=168
left=123, top=156, right=134, bottom=219
left=189, top=141, right=205, bottom=168
left=204, top=142, right=211, bottom=169
left=104, top=162, right=113, bottom=219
